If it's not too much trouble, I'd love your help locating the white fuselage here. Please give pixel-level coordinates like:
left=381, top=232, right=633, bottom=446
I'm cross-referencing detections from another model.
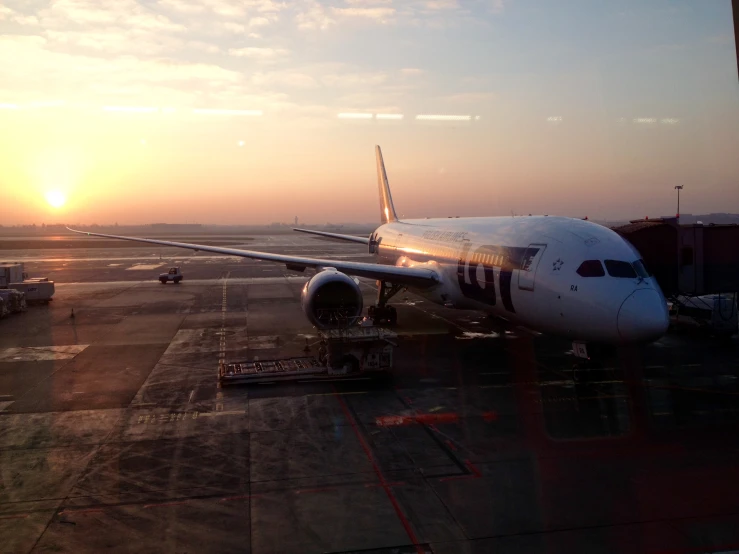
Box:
left=370, top=215, right=669, bottom=344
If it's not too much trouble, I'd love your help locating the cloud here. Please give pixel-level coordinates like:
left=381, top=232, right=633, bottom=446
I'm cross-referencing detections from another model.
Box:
left=423, top=0, right=459, bottom=10
left=0, top=33, right=243, bottom=106
left=490, top=0, right=506, bottom=14
left=188, top=40, right=221, bottom=53
left=44, top=29, right=185, bottom=54
left=157, top=0, right=207, bottom=13
left=331, top=6, right=395, bottom=22
left=221, top=21, right=246, bottom=33
left=228, top=46, right=290, bottom=61
left=252, top=71, right=318, bottom=88
left=400, top=67, right=424, bottom=75
left=40, top=0, right=186, bottom=33
left=321, top=71, right=388, bottom=87
left=440, top=92, right=496, bottom=104
left=0, top=6, right=39, bottom=26
left=249, top=16, right=272, bottom=27
left=158, top=0, right=286, bottom=16
left=295, top=1, right=336, bottom=30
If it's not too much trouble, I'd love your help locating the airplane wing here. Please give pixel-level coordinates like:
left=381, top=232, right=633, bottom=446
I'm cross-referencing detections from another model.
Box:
left=66, top=227, right=437, bottom=288
left=293, top=228, right=369, bottom=244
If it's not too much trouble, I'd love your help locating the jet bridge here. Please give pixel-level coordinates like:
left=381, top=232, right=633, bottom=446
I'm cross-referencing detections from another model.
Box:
left=614, top=218, right=739, bottom=336
left=613, top=218, right=739, bottom=296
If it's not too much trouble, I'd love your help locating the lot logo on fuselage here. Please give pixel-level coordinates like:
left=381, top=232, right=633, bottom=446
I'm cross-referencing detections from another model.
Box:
left=457, top=244, right=532, bottom=314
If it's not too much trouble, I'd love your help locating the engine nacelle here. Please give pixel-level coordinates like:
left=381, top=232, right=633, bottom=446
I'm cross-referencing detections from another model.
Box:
left=301, top=269, right=364, bottom=329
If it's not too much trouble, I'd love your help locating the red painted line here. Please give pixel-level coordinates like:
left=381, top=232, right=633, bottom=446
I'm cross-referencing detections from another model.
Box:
left=415, top=413, right=460, bottom=425
left=143, top=500, right=188, bottom=509
left=445, top=440, right=458, bottom=451
left=335, top=389, right=424, bottom=554
left=0, top=514, right=29, bottom=520
left=296, top=487, right=335, bottom=495
left=464, top=459, right=482, bottom=478
left=376, top=415, right=411, bottom=427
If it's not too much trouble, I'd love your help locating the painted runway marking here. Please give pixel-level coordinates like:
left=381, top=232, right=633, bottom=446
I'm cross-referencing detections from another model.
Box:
left=126, top=263, right=163, bottom=270
left=219, top=272, right=230, bottom=367
left=0, top=345, right=89, bottom=363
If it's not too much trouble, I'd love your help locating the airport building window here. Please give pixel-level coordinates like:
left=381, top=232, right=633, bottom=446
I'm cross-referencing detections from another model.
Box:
left=604, top=260, right=637, bottom=278
left=576, top=260, right=605, bottom=277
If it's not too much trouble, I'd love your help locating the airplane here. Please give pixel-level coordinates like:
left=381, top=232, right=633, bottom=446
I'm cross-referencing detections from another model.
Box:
left=68, top=145, right=670, bottom=354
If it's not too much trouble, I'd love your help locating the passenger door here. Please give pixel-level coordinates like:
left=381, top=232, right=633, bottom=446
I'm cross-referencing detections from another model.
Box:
left=518, top=244, right=547, bottom=291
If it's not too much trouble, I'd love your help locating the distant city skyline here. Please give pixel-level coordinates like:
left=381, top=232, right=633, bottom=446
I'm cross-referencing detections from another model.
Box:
left=0, top=0, right=737, bottom=225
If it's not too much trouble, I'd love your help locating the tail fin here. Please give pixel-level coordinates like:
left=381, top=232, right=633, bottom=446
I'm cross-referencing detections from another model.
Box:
left=375, top=145, right=399, bottom=224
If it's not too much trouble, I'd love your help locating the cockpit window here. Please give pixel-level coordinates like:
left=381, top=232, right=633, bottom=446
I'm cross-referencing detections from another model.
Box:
left=576, top=260, right=605, bottom=277
left=633, top=259, right=651, bottom=278
left=604, top=260, right=637, bottom=278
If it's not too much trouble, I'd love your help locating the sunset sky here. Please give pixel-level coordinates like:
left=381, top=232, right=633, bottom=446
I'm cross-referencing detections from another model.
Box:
left=0, top=0, right=737, bottom=225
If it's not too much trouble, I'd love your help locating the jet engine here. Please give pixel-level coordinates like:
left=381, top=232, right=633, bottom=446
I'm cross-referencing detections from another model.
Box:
left=301, top=269, right=364, bottom=329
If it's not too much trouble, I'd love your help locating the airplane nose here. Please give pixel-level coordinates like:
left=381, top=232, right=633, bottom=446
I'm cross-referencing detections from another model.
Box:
left=617, top=289, right=670, bottom=343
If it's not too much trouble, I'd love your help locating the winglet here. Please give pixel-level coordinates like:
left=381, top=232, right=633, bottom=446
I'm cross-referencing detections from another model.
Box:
left=375, top=145, right=398, bottom=224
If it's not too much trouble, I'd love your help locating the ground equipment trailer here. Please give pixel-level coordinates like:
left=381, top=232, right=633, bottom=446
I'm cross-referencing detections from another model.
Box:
left=219, top=326, right=397, bottom=385
left=1, top=262, right=55, bottom=303
left=9, top=279, right=55, bottom=304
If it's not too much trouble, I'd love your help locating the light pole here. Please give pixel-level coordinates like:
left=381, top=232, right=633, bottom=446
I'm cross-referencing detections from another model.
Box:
left=674, top=185, right=683, bottom=219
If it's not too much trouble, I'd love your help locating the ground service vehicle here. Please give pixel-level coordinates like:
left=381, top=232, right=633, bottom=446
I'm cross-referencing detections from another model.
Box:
left=159, top=267, right=183, bottom=284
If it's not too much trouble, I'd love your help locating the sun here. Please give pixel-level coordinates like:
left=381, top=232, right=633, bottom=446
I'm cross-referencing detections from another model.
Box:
left=45, top=190, right=66, bottom=209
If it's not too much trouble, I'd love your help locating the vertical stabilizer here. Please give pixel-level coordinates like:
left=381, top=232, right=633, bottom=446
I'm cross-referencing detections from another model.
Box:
left=375, top=145, right=399, bottom=224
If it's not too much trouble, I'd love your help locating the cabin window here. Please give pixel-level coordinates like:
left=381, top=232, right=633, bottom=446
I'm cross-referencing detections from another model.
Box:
left=604, top=260, right=637, bottom=278
left=633, top=259, right=651, bottom=278
left=576, top=260, right=605, bottom=277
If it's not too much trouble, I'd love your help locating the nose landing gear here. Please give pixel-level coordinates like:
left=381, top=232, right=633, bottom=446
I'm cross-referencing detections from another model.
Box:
left=571, top=340, right=617, bottom=381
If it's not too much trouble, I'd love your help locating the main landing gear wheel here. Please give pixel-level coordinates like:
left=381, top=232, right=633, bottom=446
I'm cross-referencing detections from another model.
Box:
left=368, top=305, right=397, bottom=326
left=369, top=281, right=403, bottom=326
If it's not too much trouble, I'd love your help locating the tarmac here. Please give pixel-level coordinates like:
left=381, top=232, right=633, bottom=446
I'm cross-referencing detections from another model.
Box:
left=1, top=233, right=738, bottom=553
